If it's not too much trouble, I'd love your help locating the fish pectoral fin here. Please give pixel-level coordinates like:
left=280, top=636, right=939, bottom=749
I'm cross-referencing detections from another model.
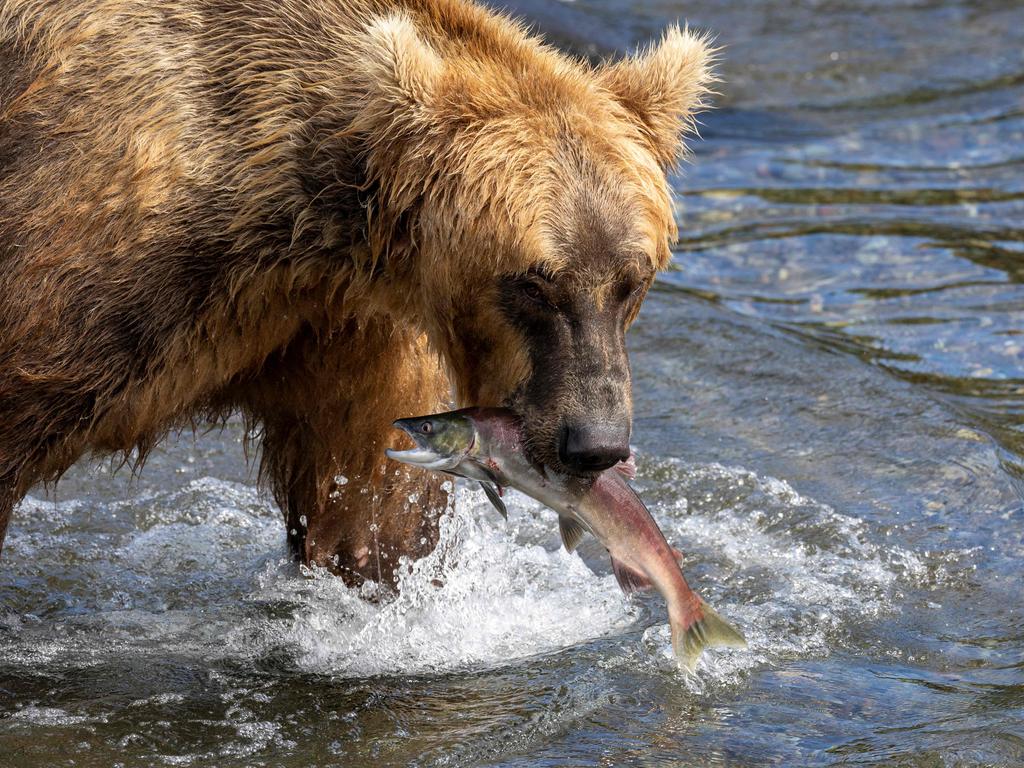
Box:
left=479, top=482, right=508, bottom=520
left=479, top=464, right=501, bottom=485
left=610, top=556, right=654, bottom=594
left=558, top=516, right=587, bottom=553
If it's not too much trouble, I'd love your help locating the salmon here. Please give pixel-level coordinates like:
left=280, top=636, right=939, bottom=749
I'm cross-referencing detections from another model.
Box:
left=387, top=407, right=747, bottom=670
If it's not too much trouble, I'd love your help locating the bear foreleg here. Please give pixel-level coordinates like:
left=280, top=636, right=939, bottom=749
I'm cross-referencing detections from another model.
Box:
left=242, top=317, right=452, bottom=586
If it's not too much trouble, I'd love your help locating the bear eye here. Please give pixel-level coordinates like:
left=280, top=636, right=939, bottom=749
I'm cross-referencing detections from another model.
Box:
left=522, top=282, right=544, bottom=303
left=616, top=277, right=641, bottom=303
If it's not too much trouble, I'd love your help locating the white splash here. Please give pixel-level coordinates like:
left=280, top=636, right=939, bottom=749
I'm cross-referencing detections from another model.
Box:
left=3, top=461, right=951, bottom=686
left=246, top=488, right=636, bottom=676
left=619, top=460, right=936, bottom=689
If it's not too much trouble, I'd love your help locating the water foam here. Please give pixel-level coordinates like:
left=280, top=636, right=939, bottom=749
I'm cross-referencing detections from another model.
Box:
left=4, top=478, right=635, bottom=678
left=625, top=460, right=937, bottom=689
left=2, top=460, right=944, bottom=686
left=248, top=487, right=637, bottom=676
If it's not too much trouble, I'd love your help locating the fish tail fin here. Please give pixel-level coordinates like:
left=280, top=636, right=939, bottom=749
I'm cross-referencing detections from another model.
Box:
left=671, top=599, right=747, bottom=672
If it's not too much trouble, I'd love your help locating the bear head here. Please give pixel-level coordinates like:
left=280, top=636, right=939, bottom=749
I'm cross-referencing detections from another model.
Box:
left=348, top=11, right=716, bottom=476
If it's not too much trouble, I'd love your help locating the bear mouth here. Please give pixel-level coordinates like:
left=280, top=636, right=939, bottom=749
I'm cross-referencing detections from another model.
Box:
left=516, top=423, right=585, bottom=479
left=519, top=421, right=627, bottom=480
left=504, top=395, right=613, bottom=479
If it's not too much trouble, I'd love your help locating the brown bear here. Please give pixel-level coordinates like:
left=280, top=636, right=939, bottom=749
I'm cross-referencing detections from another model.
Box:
left=0, top=0, right=714, bottom=584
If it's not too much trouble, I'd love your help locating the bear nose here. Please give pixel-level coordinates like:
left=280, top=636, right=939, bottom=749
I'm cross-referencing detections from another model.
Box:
left=558, top=423, right=631, bottom=474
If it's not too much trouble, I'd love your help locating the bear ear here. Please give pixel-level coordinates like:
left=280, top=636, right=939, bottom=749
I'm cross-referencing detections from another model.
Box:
left=598, top=26, right=717, bottom=170
left=354, top=14, right=443, bottom=120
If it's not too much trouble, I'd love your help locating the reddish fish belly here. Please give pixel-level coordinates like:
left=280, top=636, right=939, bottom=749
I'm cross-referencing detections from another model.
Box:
left=585, top=472, right=705, bottom=630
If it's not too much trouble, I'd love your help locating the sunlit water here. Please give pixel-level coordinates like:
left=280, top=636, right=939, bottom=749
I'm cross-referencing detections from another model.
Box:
left=3, top=1, right=1023, bottom=765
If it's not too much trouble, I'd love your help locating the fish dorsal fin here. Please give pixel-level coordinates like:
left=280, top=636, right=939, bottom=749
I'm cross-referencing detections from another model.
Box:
left=479, top=482, right=507, bottom=520
left=614, top=453, right=637, bottom=480
left=610, top=556, right=654, bottom=594
left=558, top=516, right=587, bottom=553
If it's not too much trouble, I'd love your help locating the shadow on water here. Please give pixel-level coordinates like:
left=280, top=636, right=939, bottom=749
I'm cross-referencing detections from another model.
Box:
left=2, top=0, right=1024, bottom=766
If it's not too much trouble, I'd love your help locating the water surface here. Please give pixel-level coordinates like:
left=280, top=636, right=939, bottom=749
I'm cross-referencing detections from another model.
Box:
left=2, top=1, right=1023, bottom=765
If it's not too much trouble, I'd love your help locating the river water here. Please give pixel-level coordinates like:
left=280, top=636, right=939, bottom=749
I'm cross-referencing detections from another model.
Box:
left=2, top=1, right=1023, bottom=765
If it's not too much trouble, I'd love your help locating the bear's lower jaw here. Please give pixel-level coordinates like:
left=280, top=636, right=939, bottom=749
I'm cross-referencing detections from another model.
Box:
left=518, top=436, right=603, bottom=482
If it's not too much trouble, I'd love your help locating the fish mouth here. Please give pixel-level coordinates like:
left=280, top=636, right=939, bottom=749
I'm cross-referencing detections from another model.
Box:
left=384, top=447, right=461, bottom=471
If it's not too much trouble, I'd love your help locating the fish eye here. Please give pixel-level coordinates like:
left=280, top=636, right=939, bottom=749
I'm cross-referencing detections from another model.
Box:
left=421, top=422, right=433, bottom=435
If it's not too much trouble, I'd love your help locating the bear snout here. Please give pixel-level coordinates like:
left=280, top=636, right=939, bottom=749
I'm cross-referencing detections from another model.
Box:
left=557, top=421, right=632, bottom=474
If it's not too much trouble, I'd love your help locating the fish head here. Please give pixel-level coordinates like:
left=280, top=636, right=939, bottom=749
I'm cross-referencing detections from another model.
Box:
left=386, top=411, right=479, bottom=474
